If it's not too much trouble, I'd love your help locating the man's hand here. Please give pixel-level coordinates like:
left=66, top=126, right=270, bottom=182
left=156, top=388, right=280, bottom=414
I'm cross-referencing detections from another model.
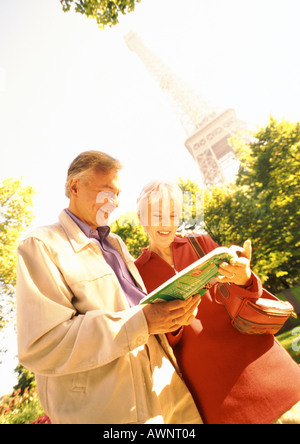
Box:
left=142, top=294, right=201, bottom=335
left=216, top=239, right=252, bottom=287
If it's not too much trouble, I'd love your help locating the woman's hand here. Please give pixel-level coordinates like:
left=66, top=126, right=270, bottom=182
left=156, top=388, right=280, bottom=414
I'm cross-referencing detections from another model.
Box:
left=216, top=240, right=252, bottom=287
left=142, top=294, right=201, bottom=335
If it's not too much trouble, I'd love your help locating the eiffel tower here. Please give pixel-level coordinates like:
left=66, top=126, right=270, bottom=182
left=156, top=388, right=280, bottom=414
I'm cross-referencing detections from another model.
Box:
left=124, top=30, right=242, bottom=187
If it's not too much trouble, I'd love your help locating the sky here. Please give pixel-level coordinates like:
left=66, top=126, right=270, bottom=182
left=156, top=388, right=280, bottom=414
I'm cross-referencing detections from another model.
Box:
left=1, top=0, right=300, bottom=230
left=0, top=0, right=300, bottom=396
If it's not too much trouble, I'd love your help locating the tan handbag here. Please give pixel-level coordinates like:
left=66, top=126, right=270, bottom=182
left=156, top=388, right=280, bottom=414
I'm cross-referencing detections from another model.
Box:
left=188, top=236, right=297, bottom=335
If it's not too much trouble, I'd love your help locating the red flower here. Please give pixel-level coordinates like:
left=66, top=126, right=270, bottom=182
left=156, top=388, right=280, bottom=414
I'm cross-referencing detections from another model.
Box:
left=31, top=414, right=52, bottom=424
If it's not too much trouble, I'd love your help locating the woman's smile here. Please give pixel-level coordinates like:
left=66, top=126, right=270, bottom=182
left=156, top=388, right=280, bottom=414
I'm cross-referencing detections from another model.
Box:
left=157, top=230, right=172, bottom=236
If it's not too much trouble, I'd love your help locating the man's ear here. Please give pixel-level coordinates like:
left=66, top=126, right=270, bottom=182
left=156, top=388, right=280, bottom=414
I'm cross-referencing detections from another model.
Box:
left=69, top=178, right=79, bottom=198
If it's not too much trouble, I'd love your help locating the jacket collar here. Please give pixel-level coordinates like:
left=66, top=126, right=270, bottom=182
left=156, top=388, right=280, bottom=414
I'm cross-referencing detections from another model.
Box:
left=58, top=210, right=99, bottom=253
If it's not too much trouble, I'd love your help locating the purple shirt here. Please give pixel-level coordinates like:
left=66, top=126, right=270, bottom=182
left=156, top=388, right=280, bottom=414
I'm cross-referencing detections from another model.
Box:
left=65, top=209, right=146, bottom=307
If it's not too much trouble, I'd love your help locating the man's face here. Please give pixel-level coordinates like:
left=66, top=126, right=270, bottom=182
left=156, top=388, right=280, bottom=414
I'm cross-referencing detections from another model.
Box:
left=69, top=168, right=120, bottom=229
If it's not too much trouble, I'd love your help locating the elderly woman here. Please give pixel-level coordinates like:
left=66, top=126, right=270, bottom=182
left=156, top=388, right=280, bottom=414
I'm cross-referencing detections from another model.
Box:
left=135, top=180, right=300, bottom=424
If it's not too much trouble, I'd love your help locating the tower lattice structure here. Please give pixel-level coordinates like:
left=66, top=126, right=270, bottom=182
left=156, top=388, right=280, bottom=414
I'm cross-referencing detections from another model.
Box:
left=124, top=30, right=242, bottom=187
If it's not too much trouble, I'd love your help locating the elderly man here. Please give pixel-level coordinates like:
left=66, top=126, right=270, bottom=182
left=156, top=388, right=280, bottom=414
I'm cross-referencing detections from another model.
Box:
left=16, top=151, right=201, bottom=424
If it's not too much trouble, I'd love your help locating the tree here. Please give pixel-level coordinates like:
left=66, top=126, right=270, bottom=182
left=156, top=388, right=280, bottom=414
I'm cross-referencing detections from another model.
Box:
left=110, top=211, right=149, bottom=258
left=0, top=178, right=35, bottom=328
left=60, top=0, right=141, bottom=28
left=235, top=117, right=300, bottom=291
left=177, top=178, right=205, bottom=233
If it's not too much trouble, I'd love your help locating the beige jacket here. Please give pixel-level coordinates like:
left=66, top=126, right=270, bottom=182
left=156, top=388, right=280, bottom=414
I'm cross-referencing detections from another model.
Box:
left=16, top=210, right=202, bottom=424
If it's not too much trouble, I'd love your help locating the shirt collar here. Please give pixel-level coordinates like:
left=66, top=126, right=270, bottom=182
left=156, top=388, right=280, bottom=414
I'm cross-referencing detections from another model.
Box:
left=64, top=209, right=110, bottom=241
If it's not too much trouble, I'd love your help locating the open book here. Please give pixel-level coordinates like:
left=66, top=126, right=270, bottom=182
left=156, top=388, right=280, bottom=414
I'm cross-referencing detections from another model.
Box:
left=140, top=246, right=242, bottom=305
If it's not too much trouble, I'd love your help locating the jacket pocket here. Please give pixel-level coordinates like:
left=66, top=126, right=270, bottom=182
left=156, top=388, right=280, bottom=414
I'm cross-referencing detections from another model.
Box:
left=72, top=371, right=88, bottom=392
left=63, top=262, right=114, bottom=286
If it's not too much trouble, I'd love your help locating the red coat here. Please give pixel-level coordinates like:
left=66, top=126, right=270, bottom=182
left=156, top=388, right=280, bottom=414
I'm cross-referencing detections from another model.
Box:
left=135, top=234, right=300, bottom=424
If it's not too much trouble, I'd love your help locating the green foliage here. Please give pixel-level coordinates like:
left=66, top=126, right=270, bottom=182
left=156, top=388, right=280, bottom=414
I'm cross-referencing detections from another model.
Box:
left=203, top=183, right=261, bottom=248
left=13, top=364, right=37, bottom=394
left=0, top=365, right=49, bottom=424
left=277, top=328, right=300, bottom=365
left=235, top=117, right=300, bottom=290
left=0, top=386, right=45, bottom=424
left=177, top=178, right=205, bottom=232
left=60, top=0, right=141, bottom=28
left=110, top=211, right=149, bottom=258
left=0, top=178, right=35, bottom=328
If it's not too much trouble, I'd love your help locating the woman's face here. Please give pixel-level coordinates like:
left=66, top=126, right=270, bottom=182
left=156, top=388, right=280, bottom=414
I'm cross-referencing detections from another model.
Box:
left=142, top=198, right=180, bottom=248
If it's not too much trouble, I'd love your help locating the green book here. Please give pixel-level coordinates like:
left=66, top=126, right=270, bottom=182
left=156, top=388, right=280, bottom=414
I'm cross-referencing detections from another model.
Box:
left=140, top=247, right=239, bottom=305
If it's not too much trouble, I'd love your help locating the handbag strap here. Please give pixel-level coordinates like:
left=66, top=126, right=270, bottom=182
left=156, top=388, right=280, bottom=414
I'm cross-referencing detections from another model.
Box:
left=187, top=235, right=206, bottom=258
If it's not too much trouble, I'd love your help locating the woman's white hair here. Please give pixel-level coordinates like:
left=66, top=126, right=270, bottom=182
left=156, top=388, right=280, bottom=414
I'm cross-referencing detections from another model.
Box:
left=137, top=180, right=183, bottom=226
